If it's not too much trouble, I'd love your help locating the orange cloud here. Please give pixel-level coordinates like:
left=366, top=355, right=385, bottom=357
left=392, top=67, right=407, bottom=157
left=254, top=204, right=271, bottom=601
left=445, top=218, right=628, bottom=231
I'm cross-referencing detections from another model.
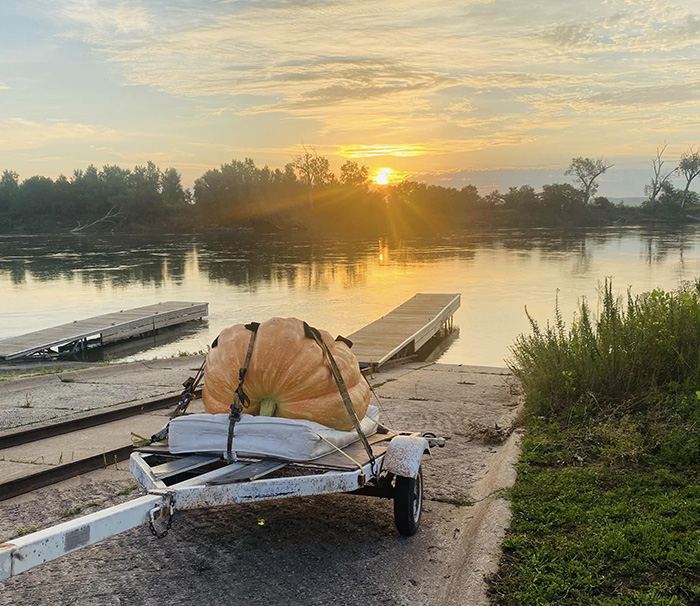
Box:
left=339, top=144, right=432, bottom=158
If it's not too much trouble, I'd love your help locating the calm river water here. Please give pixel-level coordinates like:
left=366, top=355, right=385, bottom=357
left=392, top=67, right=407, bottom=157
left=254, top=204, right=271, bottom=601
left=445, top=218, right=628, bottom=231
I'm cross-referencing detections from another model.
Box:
left=1, top=227, right=699, bottom=367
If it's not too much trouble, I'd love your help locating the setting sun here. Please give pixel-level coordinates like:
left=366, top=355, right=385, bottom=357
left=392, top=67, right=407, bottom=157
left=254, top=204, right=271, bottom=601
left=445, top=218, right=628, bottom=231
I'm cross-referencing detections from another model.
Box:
left=374, top=167, right=393, bottom=185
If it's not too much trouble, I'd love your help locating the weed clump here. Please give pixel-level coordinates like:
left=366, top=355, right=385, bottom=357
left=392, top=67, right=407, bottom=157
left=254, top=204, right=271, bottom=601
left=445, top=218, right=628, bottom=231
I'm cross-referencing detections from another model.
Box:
left=509, top=279, right=700, bottom=465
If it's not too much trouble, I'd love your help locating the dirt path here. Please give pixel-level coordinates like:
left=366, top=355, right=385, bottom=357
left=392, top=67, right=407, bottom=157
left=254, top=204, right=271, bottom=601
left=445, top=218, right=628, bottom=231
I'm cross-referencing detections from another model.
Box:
left=0, top=362, right=521, bottom=606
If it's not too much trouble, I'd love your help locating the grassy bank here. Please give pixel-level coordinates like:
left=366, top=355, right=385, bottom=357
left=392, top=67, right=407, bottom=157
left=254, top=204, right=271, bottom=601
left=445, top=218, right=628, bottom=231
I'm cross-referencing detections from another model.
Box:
left=491, top=281, right=700, bottom=605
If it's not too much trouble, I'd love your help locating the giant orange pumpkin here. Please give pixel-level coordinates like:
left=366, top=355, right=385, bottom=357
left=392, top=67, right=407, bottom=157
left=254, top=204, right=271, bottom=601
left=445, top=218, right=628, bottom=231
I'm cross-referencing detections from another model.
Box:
left=202, top=317, right=370, bottom=431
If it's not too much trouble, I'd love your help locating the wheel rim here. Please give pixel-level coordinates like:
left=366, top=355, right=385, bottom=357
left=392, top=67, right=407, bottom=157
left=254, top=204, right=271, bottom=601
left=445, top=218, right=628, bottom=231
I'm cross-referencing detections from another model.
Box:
left=413, top=473, right=423, bottom=522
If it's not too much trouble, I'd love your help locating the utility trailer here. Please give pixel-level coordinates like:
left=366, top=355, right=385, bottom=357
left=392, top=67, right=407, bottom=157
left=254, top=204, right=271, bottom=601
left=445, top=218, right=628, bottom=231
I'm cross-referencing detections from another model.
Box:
left=0, top=425, right=444, bottom=582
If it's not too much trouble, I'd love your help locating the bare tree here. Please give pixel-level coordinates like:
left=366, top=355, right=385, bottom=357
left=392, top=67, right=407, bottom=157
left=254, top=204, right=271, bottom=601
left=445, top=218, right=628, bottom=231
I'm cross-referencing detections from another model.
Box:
left=291, top=145, right=334, bottom=210
left=70, top=206, right=126, bottom=234
left=678, top=147, right=700, bottom=209
left=644, top=144, right=676, bottom=206
left=565, top=157, right=614, bottom=205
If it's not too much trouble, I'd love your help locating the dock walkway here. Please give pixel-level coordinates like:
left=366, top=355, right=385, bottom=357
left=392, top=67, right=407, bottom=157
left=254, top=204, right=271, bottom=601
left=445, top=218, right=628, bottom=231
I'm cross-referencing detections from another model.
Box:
left=0, top=301, right=208, bottom=360
left=348, top=293, right=460, bottom=368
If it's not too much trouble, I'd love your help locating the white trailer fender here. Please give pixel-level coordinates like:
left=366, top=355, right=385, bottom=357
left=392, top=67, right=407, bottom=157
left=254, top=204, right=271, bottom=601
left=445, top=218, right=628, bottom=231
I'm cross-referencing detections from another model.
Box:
left=383, top=435, right=429, bottom=478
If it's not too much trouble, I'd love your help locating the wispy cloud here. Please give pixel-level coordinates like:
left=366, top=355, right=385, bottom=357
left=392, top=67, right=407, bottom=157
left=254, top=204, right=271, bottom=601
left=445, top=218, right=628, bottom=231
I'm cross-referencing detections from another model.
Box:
left=584, top=84, right=700, bottom=108
left=337, top=135, right=540, bottom=159
left=543, top=22, right=598, bottom=48
left=50, top=1, right=700, bottom=118
left=0, top=118, right=122, bottom=151
left=339, top=144, right=432, bottom=158
left=56, top=0, right=152, bottom=38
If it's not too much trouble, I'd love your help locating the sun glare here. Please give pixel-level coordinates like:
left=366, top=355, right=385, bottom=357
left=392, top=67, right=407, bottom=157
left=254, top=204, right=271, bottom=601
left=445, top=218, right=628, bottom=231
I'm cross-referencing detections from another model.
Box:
left=374, top=167, right=393, bottom=185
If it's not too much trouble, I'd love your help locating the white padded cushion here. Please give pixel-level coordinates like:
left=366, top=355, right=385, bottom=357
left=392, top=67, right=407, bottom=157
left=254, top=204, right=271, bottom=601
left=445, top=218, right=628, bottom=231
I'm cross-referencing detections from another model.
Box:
left=169, top=406, right=379, bottom=461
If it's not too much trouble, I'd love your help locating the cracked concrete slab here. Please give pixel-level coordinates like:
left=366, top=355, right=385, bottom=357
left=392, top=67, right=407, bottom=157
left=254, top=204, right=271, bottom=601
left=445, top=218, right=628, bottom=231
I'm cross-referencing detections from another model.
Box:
left=371, top=397, right=520, bottom=438
left=0, top=408, right=68, bottom=432
left=57, top=356, right=205, bottom=386
left=0, top=357, right=205, bottom=431
left=374, top=366, right=516, bottom=405
left=1, top=381, right=163, bottom=412
left=421, top=364, right=512, bottom=376
left=0, top=415, right=168, bottom=466
left=0, top=460, right=54, bottom=482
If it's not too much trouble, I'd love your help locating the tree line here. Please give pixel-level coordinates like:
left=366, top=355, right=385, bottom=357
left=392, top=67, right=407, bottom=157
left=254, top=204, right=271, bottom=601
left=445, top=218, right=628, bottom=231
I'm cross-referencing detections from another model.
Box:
left=0, top=161, right=189, bottom=232
left=1, top=147, right=698, bottom=235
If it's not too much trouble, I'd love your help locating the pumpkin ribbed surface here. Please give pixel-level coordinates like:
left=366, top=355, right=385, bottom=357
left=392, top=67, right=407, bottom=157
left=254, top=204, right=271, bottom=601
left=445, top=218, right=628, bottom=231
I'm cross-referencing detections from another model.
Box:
left=202, top=317, right=370, bottom=431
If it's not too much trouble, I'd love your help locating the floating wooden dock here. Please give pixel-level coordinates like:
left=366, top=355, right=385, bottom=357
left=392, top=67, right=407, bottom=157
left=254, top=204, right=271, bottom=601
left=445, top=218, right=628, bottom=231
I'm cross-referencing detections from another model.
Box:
left=348, top=293, right=460, bottom=368
left=0, top=301, right=208, bottom=361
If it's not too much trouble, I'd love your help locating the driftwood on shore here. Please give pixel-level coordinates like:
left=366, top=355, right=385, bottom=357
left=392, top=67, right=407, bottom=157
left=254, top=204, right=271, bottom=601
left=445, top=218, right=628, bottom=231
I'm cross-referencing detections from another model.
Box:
left=70, top=206, right=127, bottom=234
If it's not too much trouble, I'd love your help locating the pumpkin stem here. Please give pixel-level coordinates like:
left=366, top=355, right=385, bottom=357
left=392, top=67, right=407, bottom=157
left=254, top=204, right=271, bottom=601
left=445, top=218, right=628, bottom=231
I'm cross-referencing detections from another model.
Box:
left=259, top=397, right=278, bottom=417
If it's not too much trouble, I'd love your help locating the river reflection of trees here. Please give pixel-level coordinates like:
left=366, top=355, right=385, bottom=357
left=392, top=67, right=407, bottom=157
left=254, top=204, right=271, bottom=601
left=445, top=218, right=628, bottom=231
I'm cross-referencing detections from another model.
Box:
left=0, top=227, right=698, bottom=288
left=640, top=230, right=697, bottom=266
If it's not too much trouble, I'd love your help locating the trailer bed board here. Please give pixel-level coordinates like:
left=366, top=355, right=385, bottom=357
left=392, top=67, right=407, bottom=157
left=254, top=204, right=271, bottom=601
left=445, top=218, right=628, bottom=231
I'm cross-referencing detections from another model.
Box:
left=207, top=460, right=288, bottom=485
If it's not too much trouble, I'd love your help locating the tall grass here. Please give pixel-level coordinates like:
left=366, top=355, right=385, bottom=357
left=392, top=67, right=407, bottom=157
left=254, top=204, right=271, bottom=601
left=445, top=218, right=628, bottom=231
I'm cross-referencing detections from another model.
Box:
left=510, top=279, right=700, bottom=422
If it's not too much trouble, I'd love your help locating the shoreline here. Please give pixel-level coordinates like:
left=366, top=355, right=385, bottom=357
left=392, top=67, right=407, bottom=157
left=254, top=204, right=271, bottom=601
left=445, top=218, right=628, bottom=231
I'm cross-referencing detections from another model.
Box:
left=2, top=209, right=700, bottom=238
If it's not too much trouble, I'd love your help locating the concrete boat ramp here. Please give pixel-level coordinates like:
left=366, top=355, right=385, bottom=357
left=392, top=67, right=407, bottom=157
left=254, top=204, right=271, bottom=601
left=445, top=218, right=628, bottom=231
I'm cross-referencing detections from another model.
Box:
left=0, top=294, right=463, bottom=500
left=0, top=357, right=522, bottom=606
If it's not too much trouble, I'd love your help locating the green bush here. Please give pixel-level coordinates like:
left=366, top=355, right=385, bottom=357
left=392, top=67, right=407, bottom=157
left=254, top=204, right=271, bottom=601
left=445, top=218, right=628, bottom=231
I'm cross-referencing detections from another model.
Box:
left=509, top=279, right=700, bottom=423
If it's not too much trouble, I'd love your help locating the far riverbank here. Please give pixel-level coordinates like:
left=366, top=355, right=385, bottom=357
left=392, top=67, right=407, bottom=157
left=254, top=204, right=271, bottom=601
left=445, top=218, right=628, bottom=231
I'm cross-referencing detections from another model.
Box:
left=2, top=201, right=699, bottom=237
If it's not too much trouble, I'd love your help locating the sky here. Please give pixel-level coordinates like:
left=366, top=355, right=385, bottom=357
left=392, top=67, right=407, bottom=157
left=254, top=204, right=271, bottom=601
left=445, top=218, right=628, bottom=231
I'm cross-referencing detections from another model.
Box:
left=1, top=0, right=700, bottom=197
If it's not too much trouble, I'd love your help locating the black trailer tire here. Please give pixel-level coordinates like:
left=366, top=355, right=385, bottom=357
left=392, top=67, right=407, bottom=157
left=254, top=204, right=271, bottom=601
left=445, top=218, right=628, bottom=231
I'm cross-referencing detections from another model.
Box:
left=394, top=467, right=423, bottom=536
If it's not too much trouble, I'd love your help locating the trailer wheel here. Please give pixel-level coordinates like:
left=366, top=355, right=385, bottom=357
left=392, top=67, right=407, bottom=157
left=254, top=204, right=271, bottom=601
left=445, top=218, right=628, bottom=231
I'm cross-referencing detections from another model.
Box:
left=393, top=466, right=423, bottom=536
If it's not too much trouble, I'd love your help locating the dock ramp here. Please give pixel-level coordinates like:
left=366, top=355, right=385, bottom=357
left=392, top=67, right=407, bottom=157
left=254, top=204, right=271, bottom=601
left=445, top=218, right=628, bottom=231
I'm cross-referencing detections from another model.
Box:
left=348, top=293, right=460, bottom=369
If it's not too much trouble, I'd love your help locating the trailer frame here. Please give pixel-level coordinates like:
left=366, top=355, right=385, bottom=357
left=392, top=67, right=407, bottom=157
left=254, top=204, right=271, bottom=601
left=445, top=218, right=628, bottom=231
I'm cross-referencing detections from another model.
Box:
left=0, top=430, right=443, bottom=582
